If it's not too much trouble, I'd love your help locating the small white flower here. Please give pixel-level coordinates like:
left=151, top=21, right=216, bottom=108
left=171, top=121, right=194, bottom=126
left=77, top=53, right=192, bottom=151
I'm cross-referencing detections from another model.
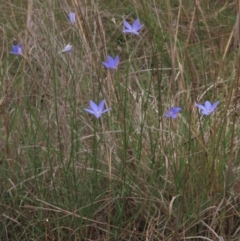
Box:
left=60, top=43, right=72, bottom=54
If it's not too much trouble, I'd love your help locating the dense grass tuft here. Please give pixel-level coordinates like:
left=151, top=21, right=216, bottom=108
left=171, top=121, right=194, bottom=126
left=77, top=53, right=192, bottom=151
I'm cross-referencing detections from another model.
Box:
left=1, top=0, right=240, bottom=240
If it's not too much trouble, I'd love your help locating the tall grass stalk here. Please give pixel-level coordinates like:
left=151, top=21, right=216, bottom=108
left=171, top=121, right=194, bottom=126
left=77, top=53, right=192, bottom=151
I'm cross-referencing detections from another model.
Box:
left=1, top=0, right=240, bottom=240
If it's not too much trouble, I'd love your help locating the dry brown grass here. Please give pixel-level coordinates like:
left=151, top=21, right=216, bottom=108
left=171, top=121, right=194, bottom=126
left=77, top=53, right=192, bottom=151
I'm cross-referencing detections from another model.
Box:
left=1, top=0, right=240, bottom=240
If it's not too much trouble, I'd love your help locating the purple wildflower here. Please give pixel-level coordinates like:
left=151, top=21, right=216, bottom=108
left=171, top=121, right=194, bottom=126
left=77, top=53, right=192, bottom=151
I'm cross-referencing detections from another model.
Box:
left=84, top=100, right=111, bottom=119
left=195, top=101, right=219, bottom=116
left=10, top=43, right=23, bottom=55
left=123, top=19, right=143, bottom=35
left=165, top=107, right=182, bottom=119
left=68, top=12, right=75, bottom=25
left=102, top=55, right=119, bottom=69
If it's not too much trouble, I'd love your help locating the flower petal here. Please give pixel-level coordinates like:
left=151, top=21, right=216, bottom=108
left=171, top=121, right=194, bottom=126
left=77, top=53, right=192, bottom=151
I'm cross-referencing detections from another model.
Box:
left=195, top=103, right=206, bottom=111
left=210, top=101, right=219, bottom=112
left=90, top=100, right=98, bottom=112
left=123, top=20, right=132, bottom=30
left=165, top=111, right=172, bottom=118
left=201, top=110, right=210, bottom=116
left=107, top=55, right=114, bottom=63
left=98, top=100, right=105, bottom=112
left=84, top=108, right=96, bottom=115
left=101, top=108, right=111, bottom=114
left=172, top=107, right=181, bottom=113
left=204, top=101, right=212, bottom=110
left=114, top=55, right=119, bottom=66
left=123, top=29, right=134, bottom=33
left=61, top=44, right=72, bottom=53
left=132, top=19, right=143, bottom=33
left=133, top=19, right=141, bottom=30
left=68, top=12, right=75, bottom=24
left=102, top=62, right=110, bottom=68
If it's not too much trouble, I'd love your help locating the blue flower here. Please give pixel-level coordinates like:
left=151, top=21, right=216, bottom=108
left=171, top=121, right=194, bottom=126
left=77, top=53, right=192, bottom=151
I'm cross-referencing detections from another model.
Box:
left=195, top=101, right=219, bottom=116
left=60, top=43, right=72, bottom=53
left=68, top=12, right=75, bottom=24
left=165, top=107, right=181, bottom=119
left=10, top=43, right=23, bottom=55
left=123, top=19, right=143, bottom=35
left=84, top=100, right=111, bottom=119
left=102, top=55, right=119, bottom=69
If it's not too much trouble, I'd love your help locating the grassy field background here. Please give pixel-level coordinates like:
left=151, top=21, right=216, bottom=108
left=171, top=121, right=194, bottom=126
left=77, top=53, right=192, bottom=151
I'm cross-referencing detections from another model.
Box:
left=1, top=0, right=240, bottom=240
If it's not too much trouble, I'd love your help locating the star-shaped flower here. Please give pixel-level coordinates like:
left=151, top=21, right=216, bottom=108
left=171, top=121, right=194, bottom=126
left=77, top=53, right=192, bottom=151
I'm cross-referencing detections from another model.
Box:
left=165, top=107, right=182, bottom=119
left=123, top=19, right=143, bottom=35
left=60, top=43, right=72, bottom=53
left=102, top=55, right=119, bottom=69
left=195, top=101, right=219, bottom=116
left=10, top=43, right=23, bottom=55
left=68, top=12, right=75, bottom=25
left=84, top=100, right=111, bottom=119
